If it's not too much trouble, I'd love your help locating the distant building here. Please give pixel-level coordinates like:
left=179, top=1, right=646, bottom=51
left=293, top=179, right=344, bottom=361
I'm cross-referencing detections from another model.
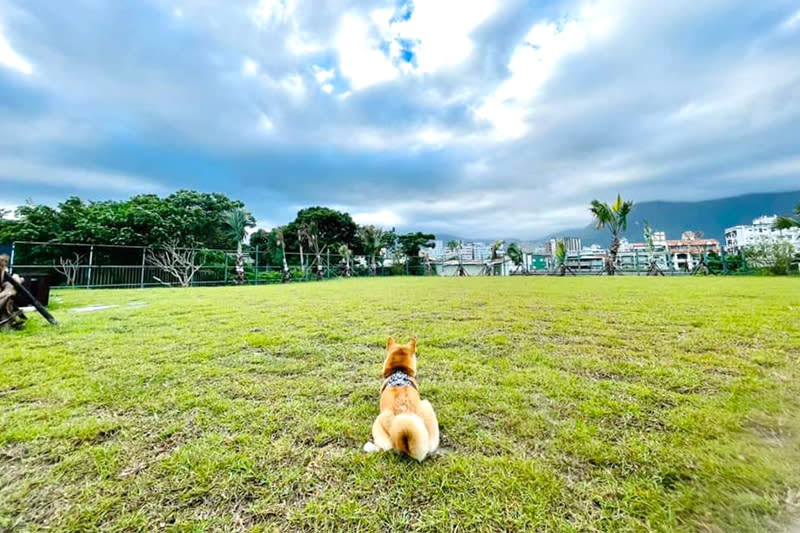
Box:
left=545, top=237, right=582, bottom=256
left=617, top=230, right=719, bottom=272
left=454, top=242, right=492, bottom=261
left=725, top=215, right=800, bottom=252
left=666, top=236, right=721, bottom=271
left=427, top=240, right=445, bottom=259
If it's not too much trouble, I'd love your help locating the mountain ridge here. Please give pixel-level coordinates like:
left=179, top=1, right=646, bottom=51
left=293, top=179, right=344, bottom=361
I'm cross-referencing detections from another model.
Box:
left=423, top=190, right=800, bottom=246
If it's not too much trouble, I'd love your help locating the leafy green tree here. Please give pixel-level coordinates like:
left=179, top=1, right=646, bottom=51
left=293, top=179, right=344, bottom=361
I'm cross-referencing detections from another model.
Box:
left=284, top=207, right=359, bottom=258
left=590, top=194, right=634, bottom=275
left=0, top=208, right=20, bottom=243
left=1, top=191, right=248, bottom=249
left=399, top=232, right=436, bottom=274
left=506, top=242, right=525, bottom=273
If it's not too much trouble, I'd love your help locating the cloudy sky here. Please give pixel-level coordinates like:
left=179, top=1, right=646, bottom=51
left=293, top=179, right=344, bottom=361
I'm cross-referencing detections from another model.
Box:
left=1, top=0, right=799, bottom=238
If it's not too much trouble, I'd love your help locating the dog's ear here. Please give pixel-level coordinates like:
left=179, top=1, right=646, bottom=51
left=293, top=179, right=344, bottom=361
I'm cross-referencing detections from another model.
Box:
left=387, top=336, right=396, bottom=348
left=409, top=338, right=417, bottom=352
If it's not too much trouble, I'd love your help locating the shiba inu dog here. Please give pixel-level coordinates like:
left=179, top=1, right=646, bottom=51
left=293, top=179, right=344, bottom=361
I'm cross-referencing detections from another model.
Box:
left=363, top=337, right=439, bottom=461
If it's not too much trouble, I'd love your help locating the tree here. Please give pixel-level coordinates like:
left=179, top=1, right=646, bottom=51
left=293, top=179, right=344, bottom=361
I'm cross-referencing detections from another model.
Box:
left=590, top=194, right=634, bottom=275
left=0, top=191, right=249, bottom=250
left=0, top=209, right=18, bottom=244
left=338, top=244, right=353, bottom=277
left=745, top=239, right=796, bottom=275
left=506, top=242, right=525, bottom=274
left=299, top=222, right=327, bottom=280
left=147, top=240, right=205, bottom=287
left=490, top=240, right=504, bottom=261
left=445, top=239, right=466, bottom=277
left=643, top=222, right=664, bottom=275
left=399, top=232, right=436, bottom=275
left=55, top=253, right=83, bottom=286
left=285, top=207, right=359, bottom=256
left=775, top=203, right=800, bottom=229
left=223, top=208, right=255, bottom=285
left=554, top=240, right=567, bottom=276
left=358, top=225, right=388, bottom=275
left=274, top=226, right=291, bottom=282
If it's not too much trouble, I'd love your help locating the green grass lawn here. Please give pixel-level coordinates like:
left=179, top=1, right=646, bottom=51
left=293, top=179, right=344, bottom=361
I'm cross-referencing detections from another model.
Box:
left=2, top=278, right=800, bottom=532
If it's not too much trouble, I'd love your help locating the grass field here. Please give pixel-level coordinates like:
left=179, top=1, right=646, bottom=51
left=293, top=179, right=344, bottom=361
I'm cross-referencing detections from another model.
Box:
left=2, top=277, right=800, bottom=532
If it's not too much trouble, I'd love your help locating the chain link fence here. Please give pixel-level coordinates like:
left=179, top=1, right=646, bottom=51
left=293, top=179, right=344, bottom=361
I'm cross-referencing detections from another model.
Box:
left=6, top=241, right=432, bottom=289
left=4, top=240, right=789, bottom=289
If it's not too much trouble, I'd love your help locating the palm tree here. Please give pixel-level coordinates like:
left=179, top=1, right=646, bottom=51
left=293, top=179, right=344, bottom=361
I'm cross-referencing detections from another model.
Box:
left=299, top=222, right=325, bottom=280
left=776, top=203, right=800, bottom=229
left=358, top=225, right=385, bottom=275
left=643, top=222, right=664, bottom=276
left=553, top=240, right=568, bottom=276
left=275, top=226, right=291, bottom=282
left=224, top=208, right=255, bottom=285
left=446, top=239, right=465, bottom=276
left=506, top=242, right=525, bottom=274
left=589, top=194, right=634, bottom=275
left=490, top=240, right=504, bottom=260
left=338, top=244, right=353, bottom=277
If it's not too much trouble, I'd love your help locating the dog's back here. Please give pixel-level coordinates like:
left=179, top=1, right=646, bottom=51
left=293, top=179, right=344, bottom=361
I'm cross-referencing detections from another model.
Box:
left=367, top=337, right=439, bottom=461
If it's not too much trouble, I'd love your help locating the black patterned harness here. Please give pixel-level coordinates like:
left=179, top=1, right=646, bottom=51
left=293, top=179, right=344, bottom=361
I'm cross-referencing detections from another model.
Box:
left=381, top=369, right=418, bottom=392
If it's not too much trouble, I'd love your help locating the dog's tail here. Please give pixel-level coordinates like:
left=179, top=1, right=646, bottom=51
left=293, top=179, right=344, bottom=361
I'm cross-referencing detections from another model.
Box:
left=390, top=413, right=429, bottom=462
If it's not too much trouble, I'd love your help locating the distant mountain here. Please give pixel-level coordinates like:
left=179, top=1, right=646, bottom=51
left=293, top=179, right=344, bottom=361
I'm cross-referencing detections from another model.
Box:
left=538, top=190, right=800, bottom=246
left=432, top=233, right=522, bottom=244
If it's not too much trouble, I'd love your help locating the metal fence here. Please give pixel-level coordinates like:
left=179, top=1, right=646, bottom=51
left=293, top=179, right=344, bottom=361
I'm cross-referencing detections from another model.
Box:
left=5, top=241, right=431, bottom=289
left=3, top=240, right=787, bottom=290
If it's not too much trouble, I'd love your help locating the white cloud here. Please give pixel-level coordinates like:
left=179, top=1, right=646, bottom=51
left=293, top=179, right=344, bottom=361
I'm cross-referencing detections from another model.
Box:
left=414, top=126, right=454, bottom=148
left=258, top=112, right=275, bottom=132
left=286, top=31, right=324, bottom=55
left=242, top=57, right=259, bottom=76
left=312, top=65, right=334, bottom=83
left=780, top=9, right=800, bottom=32
left=352, top=209, right=403, bottom=227
left=474, top=4, right=618, bottom=139
left=279, top=73, right=305, bottom=100
left=250, top=0, right=295, bottom=27
left=387, top=0, right=498, bottom=74
left=172, top=8, right=184, bottom=19
left=336, top=12, right=398, bottom=90
left=311, top=65, right=335, bottom=94
left=0, top=29, right=33, bottom=75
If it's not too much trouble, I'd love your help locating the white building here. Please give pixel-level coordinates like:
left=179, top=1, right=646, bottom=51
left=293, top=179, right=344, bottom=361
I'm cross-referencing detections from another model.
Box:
left=545, top=237, right=582, bottom=256
left=457, top=242, right=492, bottom=261
left=725, top=216, right=800, bottom=252
left=428, top=240, right=446, bottom=259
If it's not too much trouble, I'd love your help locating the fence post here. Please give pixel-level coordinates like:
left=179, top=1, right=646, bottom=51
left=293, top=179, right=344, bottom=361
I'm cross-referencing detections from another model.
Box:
left=634, top=249, right=639, bottom=275
left=224, top=253, right=228, bottom=284
left=254, top=246, right=259, bottom=285
left=327, top=249, right=330, bottom=279
left=9, top=242, right=15, bottom=274
left=87, top=245, right=95, bottom=288
left=140, top=247, right=146, bottom=288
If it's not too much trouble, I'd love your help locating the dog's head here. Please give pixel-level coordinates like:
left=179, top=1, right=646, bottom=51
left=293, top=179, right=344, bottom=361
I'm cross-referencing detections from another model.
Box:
left=383, top=337, right=417, bottom=378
